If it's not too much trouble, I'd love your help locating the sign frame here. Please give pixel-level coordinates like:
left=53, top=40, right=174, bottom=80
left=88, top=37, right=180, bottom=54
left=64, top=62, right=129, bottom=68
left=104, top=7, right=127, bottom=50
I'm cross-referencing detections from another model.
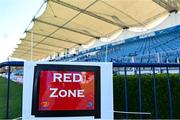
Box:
left=31, top=64, right=101, bottom=118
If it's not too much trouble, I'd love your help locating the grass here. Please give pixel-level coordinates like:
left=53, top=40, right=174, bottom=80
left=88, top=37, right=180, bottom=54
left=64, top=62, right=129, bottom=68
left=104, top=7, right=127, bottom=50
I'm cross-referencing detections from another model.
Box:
left=0, top=76, right=22, bottom=119
left=0, top=73, right=180, bottom=119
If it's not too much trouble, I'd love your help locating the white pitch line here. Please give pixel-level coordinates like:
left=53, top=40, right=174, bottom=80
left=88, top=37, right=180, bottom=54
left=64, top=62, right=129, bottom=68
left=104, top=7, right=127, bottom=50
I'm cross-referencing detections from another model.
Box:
left=114, top=111, right=151, bottom=115
left=13, top=117, right=22, bottom=120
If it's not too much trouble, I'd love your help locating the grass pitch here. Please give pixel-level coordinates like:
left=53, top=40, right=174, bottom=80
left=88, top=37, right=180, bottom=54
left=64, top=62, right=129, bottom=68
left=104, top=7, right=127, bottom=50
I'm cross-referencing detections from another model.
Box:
left=0, top=76, right=22, bottom=119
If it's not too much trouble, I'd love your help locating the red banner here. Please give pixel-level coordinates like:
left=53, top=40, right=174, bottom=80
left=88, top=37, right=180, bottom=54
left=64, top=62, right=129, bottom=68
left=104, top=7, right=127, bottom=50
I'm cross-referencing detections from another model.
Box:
left=38, top=71, right=95, bottom=111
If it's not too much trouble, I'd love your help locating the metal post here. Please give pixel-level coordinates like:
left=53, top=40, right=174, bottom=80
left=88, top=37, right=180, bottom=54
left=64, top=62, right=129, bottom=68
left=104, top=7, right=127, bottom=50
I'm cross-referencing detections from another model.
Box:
left=132, top=56, right=135, bottom=63
left=179, top=67, right=180, bottom=83
left=138, top=67, right=142, bottom=119
left=118, top=67, right=120, bottom=75
left=152, top=67, right=158, bottom=119
left=166, top=67, right=173, bottom=119
left=177, top=58, right=179, bottom=63
left=31, top=31, right=34, bottom=61
left=157, top=53, right=162, bottom=73
left=157, top=53, right=160, bottom=63
left=132, top=56, right=135, bottom=74
left=105, top=43, right=108, bottom=62
left=6, top=65, right=11, bottom=119
left=124, top=67, right=128, bottom=119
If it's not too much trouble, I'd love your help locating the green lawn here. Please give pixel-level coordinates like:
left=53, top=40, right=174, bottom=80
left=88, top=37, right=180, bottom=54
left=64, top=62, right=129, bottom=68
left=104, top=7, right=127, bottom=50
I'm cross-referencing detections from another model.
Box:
left=0, top=73, right=180, bottom=119
left=0, top=76, right=22, bottom=119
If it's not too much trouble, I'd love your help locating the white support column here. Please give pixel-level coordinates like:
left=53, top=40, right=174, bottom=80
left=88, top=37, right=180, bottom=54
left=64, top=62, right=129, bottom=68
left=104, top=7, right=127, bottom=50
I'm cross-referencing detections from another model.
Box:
left=177, top=58, right=179, bottom=63
left=132, top=56, right=136, bottom=74
left=157, top=53, right=161, bottom=73
left=31, top=31, right=34, bottom=61
left=105, top=43, right=108, bottom=62
left=105, top=37, right=109, bottom=62
left=157, top=53, right=160, bottom=63
left=166, top=58, right=169, bottom=63
left=131, top=56, right=135, bottom=63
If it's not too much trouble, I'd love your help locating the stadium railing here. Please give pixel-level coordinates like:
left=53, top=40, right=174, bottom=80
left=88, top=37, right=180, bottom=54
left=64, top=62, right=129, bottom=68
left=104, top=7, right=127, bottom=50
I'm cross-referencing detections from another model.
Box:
left=0, top=61, right=24, bottom=119
left=113, top=63, right=180, bottom=119
left=0, top=61, right=180, bottom=119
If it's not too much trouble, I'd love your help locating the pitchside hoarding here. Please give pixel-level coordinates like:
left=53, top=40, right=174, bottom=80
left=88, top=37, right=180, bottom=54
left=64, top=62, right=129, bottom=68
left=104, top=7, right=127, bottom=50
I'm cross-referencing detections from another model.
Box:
left=23, top=62, right=113, bottom=120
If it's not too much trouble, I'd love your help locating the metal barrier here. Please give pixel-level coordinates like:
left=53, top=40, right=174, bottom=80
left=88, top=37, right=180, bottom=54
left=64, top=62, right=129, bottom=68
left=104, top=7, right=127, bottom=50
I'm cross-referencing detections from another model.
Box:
left=0, top=61, right=180, bottom=119
left=113, top=63, right=180, bottom=119
left=0, top=61, right=24, bottom=119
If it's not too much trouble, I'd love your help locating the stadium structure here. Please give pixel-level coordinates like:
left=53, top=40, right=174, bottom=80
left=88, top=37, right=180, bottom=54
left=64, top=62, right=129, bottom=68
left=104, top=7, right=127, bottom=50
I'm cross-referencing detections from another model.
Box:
left=10, top=0, right=180, bottom=63
left=1, top=0, right=180, bottom=119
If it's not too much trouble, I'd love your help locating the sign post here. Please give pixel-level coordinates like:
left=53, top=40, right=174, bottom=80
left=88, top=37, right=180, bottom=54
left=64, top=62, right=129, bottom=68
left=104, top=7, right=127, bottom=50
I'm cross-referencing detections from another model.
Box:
left=23, top=62, right=113, bottom=120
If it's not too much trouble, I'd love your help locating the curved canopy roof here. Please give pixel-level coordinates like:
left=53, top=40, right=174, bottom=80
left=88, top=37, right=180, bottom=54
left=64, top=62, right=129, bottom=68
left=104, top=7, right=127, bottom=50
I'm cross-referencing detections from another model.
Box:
left=11, top=0, right=180, bottom=60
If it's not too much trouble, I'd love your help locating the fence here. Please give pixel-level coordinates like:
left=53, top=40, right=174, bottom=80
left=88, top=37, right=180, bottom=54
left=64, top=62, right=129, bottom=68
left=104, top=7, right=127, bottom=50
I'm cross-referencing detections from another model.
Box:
left=0, top=61, right=24, bottom=119
left=0, top=61, right=180, bottom=119
left=113, top=63, right=180, bottom=119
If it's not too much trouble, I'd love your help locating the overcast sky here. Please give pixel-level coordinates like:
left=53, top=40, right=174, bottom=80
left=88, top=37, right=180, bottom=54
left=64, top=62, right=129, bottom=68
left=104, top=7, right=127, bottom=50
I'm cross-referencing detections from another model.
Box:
left=0, top=0, right=44, bottom=62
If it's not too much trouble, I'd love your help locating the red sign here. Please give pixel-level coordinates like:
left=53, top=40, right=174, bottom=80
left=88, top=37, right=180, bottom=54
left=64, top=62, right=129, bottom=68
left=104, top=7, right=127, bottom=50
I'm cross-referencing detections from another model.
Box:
left=38, top=71, right=95, bottom=111
left=32, top=64, right=100, bottom=118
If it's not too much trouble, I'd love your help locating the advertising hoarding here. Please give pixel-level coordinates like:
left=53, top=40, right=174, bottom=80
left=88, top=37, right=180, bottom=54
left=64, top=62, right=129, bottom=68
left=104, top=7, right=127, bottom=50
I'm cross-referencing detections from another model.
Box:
left=32, top=64, right=100, bottom=118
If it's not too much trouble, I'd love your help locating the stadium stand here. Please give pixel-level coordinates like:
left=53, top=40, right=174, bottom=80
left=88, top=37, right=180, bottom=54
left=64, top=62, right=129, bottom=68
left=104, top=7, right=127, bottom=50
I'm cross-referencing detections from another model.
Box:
left=52, top=25, right=180, bottom=63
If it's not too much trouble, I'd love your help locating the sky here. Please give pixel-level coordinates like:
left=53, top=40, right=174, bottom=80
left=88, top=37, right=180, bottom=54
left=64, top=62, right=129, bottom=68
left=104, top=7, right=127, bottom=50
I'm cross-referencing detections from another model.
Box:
left=0, top=0, right=44, bottom=62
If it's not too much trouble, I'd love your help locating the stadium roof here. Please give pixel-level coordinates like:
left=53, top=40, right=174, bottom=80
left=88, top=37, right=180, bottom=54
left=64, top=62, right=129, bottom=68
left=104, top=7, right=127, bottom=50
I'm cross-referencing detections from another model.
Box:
left=11, top=0, right=180, bottom=60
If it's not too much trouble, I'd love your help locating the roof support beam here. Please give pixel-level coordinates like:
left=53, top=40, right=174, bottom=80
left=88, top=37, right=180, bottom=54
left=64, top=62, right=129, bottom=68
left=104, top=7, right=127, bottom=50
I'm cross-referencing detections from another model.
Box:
left=35, top=19, right=100, bottom=39
left=26, top=31, right=82, bottom=45
left=99, top=0, right=143, bottom=28
left=153, top=0, right=179, bottom=12
left=16, top=36, right=68, bottom=59
left=13, top=50, right=45, bottom=56
left=21, top=38, right=68, bottom=49
left=140, top=11, right=167, bottom=25
left=12, top=53, right=43, bottom=60
left=16, top=46, right=57, bottom=52
left=51, top=0, right=127, bottom=28
left=16, top=48, right=49, bottom=55
left=18, top=43, right=63, bottom=53
left=14, top=46, right=52, bottom=58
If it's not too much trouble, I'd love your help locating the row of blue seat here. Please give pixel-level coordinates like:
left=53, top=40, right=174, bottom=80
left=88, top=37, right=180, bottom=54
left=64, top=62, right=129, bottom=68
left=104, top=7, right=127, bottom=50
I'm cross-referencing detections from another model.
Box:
left=52, top=25, right=180, bottom=63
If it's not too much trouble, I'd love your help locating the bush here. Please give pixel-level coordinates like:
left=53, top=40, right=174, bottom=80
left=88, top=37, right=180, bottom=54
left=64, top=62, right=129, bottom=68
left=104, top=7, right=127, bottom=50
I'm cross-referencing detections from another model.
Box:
left=113, top=74, right=180, bottom=119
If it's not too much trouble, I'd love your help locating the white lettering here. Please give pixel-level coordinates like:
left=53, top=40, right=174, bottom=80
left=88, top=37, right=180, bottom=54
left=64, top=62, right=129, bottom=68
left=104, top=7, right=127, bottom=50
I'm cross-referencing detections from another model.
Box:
left=73, top=73, right=83, bottom=82
left=64, top=73, right=72, bottom=82
left=53, top=73, right=83, bottom=83
left=78, top=90, right=85, bottom=97
left=53, top=73, right=62, bottom=82
left=49, top=88, right=58, bottom=97
left=68, top=90, right=76, bottom=97
left=49, top=89, right=85, bottom=98
left=59, top=90, right=67, bottom=97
